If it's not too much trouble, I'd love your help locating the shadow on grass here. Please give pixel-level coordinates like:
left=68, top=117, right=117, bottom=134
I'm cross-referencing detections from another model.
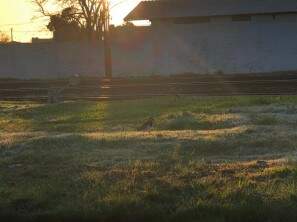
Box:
left=1, top=170, right=297, bottom=222
left=1, top=133, right=297, bottom=221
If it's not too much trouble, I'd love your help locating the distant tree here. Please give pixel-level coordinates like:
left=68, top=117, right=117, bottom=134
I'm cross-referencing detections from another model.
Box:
left=33, top=0, right=109, bottom=42
left=34, top=0, right=112, bottom=76
left=47, top=7, right=85, bottom=41
left=110, top=22, right=135, bottom=32
left=0, top=31, right=9, bottom=43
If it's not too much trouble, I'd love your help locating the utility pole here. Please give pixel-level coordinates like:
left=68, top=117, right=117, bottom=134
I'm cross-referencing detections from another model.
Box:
left=103, top=0, right=112, bottom=78
left=10, top=28, right=14, bottom=42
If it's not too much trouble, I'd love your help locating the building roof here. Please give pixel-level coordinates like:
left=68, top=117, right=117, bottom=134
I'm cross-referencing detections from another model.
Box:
left=125, top=0, right=297, bottom=21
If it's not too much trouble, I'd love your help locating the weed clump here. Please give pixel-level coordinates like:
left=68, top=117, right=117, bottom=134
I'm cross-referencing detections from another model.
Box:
left=160, top=112, right=201, bottom=130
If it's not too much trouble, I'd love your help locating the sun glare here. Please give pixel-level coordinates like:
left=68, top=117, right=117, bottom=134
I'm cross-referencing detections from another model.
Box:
left=0, top=0, right=142, bottom=42
left=110, top=0, right=141, bottom=25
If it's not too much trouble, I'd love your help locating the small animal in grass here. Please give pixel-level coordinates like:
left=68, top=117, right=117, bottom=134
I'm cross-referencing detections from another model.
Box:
left=138, top=117, right=155, bottom=131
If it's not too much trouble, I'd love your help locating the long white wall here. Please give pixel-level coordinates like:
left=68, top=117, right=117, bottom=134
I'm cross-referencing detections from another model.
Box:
left=152, top=14, right=297, bottom=75
left=0, top=42, right=104, bottom=79
left=1, top=14, right=297, bottom=79
left=0, top=30, right=154, bottom=79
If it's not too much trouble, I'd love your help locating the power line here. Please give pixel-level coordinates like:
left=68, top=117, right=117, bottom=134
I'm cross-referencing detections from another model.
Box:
left=110, top=0, right=135, bottom=9
left=0, top=29, right=49, bottom=33
left=13, top=30, right=50, bottom=33
left=0, top=18, right=49, bottom=28
left=0, top=21, right=36, bottom=27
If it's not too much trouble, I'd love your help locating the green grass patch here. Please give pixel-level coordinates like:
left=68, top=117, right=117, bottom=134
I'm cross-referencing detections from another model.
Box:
left=1, top=95, right=296, bottom=133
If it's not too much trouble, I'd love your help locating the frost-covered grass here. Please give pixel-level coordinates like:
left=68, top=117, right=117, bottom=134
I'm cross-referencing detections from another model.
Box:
left=2, top=96, right=297, bottom=221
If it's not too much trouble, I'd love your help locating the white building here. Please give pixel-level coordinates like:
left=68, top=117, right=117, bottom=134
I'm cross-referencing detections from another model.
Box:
left=125, top=0, right=297, bottom=75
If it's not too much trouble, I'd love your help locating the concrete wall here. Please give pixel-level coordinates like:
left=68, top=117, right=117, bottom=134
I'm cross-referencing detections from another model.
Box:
left=111, top=29, right=154, bottom=76
left=1, top=14, right=297, bottom=79
left=0, top=42, right=104, bottom=79
left=0, top=30, right=154, bottom=79
left=152, top=14, right=297, bottom=75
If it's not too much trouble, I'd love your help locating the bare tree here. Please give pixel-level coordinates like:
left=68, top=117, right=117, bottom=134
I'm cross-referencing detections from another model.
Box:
left=33, top=0, right=112, bottom=77
left=33, top=0, right=110, bottom=41
left=0, top=31, right=10, bottom=43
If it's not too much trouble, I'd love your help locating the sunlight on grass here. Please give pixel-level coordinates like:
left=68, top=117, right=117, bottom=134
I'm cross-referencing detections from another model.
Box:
left=2, top=95, right=296, bottom=133
left=85, top=126, right=248, bottom=141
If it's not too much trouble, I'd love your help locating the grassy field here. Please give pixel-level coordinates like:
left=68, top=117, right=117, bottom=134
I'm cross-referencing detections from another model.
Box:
left=1, top=96, right=297, bottom=221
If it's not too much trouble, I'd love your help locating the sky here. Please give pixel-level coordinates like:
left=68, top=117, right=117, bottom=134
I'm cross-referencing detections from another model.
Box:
left=0, top=0, right=141, bottom=42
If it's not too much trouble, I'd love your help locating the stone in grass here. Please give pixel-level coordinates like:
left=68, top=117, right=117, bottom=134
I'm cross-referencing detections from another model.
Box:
left=8, top=163, right=23, bottom=169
